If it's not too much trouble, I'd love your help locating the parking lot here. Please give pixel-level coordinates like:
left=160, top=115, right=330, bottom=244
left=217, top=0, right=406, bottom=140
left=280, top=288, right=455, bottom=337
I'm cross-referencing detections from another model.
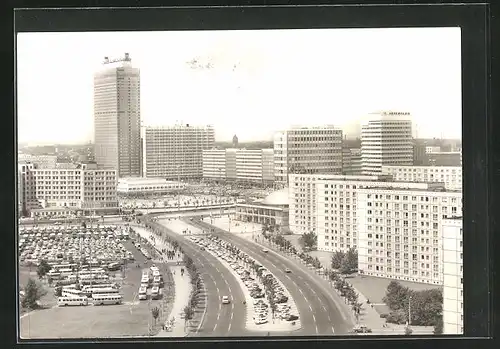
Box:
left=19, top=225, right=174, bottom=339
left=189, top=234, right=300, bottom=330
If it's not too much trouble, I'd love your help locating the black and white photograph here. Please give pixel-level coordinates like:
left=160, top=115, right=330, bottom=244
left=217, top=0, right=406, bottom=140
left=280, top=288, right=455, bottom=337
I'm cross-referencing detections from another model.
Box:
left=16, top=27, right=463, bottom=339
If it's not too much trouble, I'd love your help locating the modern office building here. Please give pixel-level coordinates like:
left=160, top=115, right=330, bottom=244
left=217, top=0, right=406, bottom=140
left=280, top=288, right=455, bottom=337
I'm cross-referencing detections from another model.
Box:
left=117, top=177, right=186, bottom=196
left=18, top=154, right=58, bottom=169
left=361, top=111, right=413, bottom=174
left=142, top=124, right=215, bottom=180
left=427, top=152, right=462, bottom=166
left=274, top=126, right=343, bottom=183
left=342, top=147, right=362, bottom=175
left=18, top=162, right=118, bottom=217
left=202, top=148, right=274, bottom=184
left=357, top=185, right=462, bottom=285
left=442, top=217, right=464, bottom=334
left=382, top=165, right=462, bottom=191
left=202, top=149, right=227, bottom=180
left=18, top=161, right=38, bottom=217
left=94, top=53, right=141, bottom=178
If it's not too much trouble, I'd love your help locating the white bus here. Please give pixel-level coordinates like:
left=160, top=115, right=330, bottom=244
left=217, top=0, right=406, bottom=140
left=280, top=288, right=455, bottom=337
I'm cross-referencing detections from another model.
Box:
left=138, top=286, right=147, bottom=300
left=62, top=288, right=84, bottom=298
left=151, top=286, right=160, bottom=300
left=92, top=294, right=123, bottom=305
left=57, top=296, right=88, bottom=306
left=82, top=284, right=117, bottom=291
left=83, top=287, right=119, bottom=297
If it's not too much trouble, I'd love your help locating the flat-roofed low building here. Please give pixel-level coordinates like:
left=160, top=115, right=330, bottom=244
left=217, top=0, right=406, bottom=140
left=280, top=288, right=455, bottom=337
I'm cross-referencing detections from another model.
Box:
left=382, top=165, right=462, bottom=191
left=442, top=217, right=463, bottom=334
left=117, top=177, right=186, bottom=196
left=234, top=188, right=289, bottom=232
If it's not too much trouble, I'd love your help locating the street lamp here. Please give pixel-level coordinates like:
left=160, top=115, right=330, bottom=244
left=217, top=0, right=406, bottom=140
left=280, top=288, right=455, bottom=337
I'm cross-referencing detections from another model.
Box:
left=408, top=295, right=412, bottom=329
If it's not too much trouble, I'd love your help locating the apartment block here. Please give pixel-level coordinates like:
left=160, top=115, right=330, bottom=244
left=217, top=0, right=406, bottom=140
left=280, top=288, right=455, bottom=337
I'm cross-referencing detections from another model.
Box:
left=142, top=124, right=215, bottom=180
left=361, top=111, right=413, bottom=174
left=442, top=217, right=463, bottom=334
left=382, top=165, right=462, bottom=191
left=357, top=185, right=462, bottom=285
left=274, top=126, right=343, bottom=183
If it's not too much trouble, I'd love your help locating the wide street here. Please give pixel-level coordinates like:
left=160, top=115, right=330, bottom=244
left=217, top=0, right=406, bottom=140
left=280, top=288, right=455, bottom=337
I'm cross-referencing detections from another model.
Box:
left=140, top=221, right=249, bottom=337
left=185, top=218, right=354, bottom=336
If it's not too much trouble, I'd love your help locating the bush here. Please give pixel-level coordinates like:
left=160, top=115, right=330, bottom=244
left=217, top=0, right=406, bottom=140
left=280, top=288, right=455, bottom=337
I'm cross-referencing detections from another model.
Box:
left=385, top=309, right=407, bottom=325
left=21, top=278, right=47, bottom=310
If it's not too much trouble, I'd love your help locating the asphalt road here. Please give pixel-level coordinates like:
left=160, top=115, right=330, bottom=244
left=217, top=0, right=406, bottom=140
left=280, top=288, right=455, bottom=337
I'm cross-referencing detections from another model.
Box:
left=143, top=220, right=250, bottom=337
left=187, top=218, right=354, bottom=336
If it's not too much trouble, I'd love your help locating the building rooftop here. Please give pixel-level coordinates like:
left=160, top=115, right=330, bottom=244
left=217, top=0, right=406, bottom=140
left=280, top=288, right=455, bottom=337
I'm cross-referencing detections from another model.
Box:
left=259, top=188, right=289, bottom=206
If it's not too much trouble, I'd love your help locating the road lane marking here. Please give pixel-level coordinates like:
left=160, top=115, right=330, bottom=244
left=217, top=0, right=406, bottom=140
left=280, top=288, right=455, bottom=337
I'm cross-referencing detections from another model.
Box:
left=309, top=305, right=313, bottom=311
left=331, top=326, right=335, bottom=334
left=323, top=306, right=327, bottom=312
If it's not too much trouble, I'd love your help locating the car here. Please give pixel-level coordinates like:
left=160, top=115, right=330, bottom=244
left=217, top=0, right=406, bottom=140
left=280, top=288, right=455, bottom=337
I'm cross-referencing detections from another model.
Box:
left=222, top=296, right=230, bottom=304
left=285, top=268, right=291, bottom=273
left=262, top=249, right=269, bottom=253
left=200, top=247, right=205, bottom=251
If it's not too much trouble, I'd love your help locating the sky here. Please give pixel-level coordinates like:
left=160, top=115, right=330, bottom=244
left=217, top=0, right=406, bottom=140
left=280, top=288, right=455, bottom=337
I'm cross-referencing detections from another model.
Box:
left=16, top=28, right=462, bottom=145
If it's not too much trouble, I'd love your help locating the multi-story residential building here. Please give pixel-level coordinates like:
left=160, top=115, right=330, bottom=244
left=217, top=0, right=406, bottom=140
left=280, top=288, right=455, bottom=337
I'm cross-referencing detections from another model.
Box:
left=357, top=185, right=462, bottom=285
left=94, top=53, right=141, bottom=178
left=18, top=154, right=58, bottom=169
left=289, top=173, right=440, bottom=251
left=18, top=162, right=118, bottom=217
left=442, top=217, right=463, bottom=334
left=142, top=124, right=215, bottom=180
left=381, top=165, right=462, bottom=191
left=289, top=173, right=462, bottom=284
left=274, top=126, right=343, bottom=183
left=202, top=148, right=274, bottom=184
left=361, top=111, right=413, bottom=174
left=342, top=148, right=362, bottom=175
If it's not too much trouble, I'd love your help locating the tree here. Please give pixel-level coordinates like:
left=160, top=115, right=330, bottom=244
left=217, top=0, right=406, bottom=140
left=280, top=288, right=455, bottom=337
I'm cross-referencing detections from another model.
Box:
left=299, top=232, right=317, bottom=250
left=405, top=326, right=413, bottom=335
left=54, top=286, right=62, bottom=297
left=21, top=278, right=47, bottom=310
left=151, top=306, right=160, bottom=326
left=340, top=248, right=358, bottom=275
left=37, top=260, right=51, bottom=279
left=433, top=316, right=444, bottom=334
left=47, top=276, right=53, bottom=286
left=331, top=251, right=345, bottom=270
left=183, top=306, right=194, bottom=329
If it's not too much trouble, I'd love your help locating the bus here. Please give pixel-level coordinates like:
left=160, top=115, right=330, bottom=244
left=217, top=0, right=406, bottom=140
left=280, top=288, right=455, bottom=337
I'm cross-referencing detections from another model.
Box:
left=83, top=287, right=120, bottom=297
left=151, top=286, right=160, bottom=300
left=92, top=294, right=123, bottom=306
left=138, top=286, right=147, bottom=300
left=62, top=288, right=84, bottom=298
left=57, top=296, right=88, bottom=306
left=82, top=284, right=118, bottom=291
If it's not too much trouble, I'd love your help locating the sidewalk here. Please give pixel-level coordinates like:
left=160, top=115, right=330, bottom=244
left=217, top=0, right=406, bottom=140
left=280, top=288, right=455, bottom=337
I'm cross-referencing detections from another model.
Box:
left=130, top=224, right=184, bottom=264
left=156, top=265, right=192, bottom=337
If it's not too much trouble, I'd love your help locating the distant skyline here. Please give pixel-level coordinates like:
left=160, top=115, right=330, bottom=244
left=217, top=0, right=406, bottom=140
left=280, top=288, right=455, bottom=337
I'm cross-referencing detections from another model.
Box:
left=17, top=28, right=462, bottom=145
